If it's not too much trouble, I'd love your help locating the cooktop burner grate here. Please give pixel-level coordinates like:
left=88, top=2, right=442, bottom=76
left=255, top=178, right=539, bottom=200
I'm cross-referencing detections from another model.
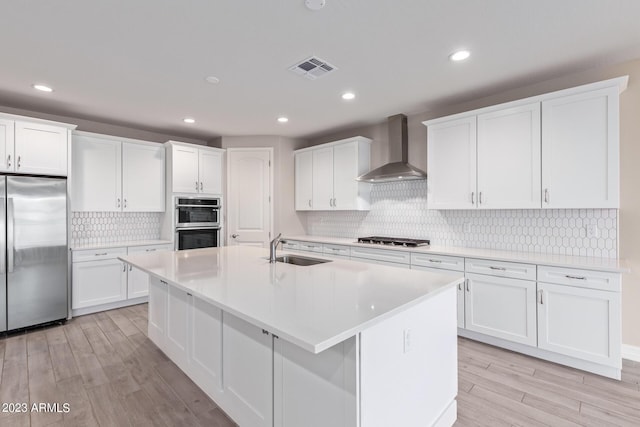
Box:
left=357, top=236, right=430, bottom=247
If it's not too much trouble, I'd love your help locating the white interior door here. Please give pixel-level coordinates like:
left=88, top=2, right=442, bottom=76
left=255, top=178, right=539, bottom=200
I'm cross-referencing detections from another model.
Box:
left=227, top=148, right=273, bottom=247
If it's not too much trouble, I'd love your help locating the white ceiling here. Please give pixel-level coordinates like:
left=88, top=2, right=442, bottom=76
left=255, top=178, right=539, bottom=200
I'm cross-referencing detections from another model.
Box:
left=2, top=0, right=640, bottom=141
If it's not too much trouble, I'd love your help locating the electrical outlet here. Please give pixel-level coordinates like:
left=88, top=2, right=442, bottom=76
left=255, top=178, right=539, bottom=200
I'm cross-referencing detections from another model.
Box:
left=403, top=329, right=412, bottom=353
left=586, top=224, right=599, bottom=238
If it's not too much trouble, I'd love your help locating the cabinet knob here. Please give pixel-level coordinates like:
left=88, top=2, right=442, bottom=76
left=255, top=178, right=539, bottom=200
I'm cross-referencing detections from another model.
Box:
left=231, top=233, right=239, bottom=239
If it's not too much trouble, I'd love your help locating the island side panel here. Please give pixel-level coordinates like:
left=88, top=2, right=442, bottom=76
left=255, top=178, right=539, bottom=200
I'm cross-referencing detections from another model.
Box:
left=360, top=286, right=458, bottom=427
left=273, top=336, right=358, bottom=427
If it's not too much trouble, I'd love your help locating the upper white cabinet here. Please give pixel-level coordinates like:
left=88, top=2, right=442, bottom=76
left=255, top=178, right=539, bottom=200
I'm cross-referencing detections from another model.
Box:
left=541, top=86, right=620, bottom=208
left=0, top=115, right=74, bottom=176
left=294, top=150, right=313, bottom=210
left=72, top=132, right=165, bottom=212
left=167, top=141, right=224, bottom=195
left=294, top=136, right=371, bottom=211
left=424, top=76, right=627, bottom=209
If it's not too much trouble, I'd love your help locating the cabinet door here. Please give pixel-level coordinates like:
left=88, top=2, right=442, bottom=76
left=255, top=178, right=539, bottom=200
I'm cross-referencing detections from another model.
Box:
left=477, top=103, right=541, bottom=209
left=14, top=121, right=68, bottom=176
left=189, top=297, right=223, bottom=399
left=295, top=150, right=313, bottom=210
left=171, top=145, right=199, bottom=193
left=71, top=135, right=122, bottom=211
left=537, top=282, right=620, bottom=366
left=148, top=277, right=168, bottom=348
left=127, top=265, right=150, bottom=299
left=332, top=141, right=360, bottom=210
left=312, top=146, right=334, bottom=210
left=541, top=86, right=619, bottom=208
left=198, top=149, right=223, bottom=195
left=166, top=285, right=190, bottom=370
left=72, top=259, right=127, bottom=309
left=122, top=142, right=165, bottom=211
left=427, top=116, right=477, bottom=209
left=412, top=265, right=465, bottom=328
left=465, top=273, right=537, bottom=346
left=0, top=119, right=15, bottom=172
left=222, top=313, right=273, bottom=427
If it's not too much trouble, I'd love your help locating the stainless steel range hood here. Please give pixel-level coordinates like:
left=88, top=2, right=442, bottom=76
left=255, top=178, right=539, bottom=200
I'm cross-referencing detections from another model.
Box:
left=356, top=114, right=427, bottom=183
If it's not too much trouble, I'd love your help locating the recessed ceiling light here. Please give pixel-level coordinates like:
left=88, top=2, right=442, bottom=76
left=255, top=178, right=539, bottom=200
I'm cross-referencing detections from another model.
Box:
left=183, top=118, right=196, bottom=124
left=205, top=76, right=220, bottom=84
left=449, top=50, right=470, bottom=62
left=305, top=0, right=326, bottom=11
left=33, top=84, right=53, bottom=92
left=342, top=92, right=356, bottom=100
left=277, top=117, right=289, bottom=123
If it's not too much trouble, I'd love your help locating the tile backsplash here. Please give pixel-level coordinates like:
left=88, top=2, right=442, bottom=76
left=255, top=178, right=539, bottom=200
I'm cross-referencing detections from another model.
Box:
left=71, top=212, right=162, bottom=247
left=305, top=181, right=618, bottom=258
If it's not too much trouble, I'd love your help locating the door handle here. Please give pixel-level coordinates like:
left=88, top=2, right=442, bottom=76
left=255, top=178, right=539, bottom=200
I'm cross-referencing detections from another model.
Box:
left=129, top=264, right=133, bottom=271
left=17, top=156, right=21, bottom=169
left=544, top=188, right=549, bottom=204
left=6, top=154, right=10, bottom=168
left=196, top=181, right=199, bottom=191
left=117, top=198, right=121, bottom=208
left=471, top=192, right=475, bottom=205
left=8, top=198, right=14, bottom=273
left=0, top=197, right=5, bottom=274
left=538, top=290, right=544, bottom=305
left=124, top=199, right=127, bottom=208
left=479, top=192, right=483, bottom=204
left=308, top=199, right=312, bottom=207
left=231, top=233, right=239, bottom=238
left=465, top=279, right=470, bottom=292
left=200, top=182, right=203, bottom=191
left=123, top=263, right=126, bottom=272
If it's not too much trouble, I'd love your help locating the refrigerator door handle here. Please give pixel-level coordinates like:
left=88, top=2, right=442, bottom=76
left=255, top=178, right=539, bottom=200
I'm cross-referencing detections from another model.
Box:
left=7, top=198, right=13, bottom=273
left=0, top=197, right=4, bottom=274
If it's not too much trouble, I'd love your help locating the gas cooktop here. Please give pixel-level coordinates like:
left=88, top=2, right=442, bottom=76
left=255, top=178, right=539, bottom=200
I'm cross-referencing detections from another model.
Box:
left=356, top=236, right=430, bottom=247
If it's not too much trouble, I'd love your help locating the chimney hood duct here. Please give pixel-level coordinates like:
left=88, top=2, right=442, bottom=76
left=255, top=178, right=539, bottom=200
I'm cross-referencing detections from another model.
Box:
left=356, top=114, right=427, bottom=183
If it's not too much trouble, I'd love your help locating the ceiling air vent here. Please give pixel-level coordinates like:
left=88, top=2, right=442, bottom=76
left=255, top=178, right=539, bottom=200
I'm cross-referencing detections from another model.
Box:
left=289, top=56, right=337, bottom=80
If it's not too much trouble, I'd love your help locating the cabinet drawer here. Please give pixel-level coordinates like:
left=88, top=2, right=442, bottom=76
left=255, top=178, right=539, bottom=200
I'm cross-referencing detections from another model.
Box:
left=322, top=244, right=350, bottom=258
left=72, top=247, right=127, bottom=262
left=128, top=244, right=173, bottom=254
left=297, top=242, right=323, bottom=253
left=350, top=247, right=411, bottom=265
left=537, top=266, right=621, bottom=292
left=465, top=258, right=536, bottom=281
left=411, top=253, right=464, bottom=271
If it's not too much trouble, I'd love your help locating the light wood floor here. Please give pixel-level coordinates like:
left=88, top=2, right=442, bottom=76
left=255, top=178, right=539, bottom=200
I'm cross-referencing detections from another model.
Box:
left=0, top=305, right=638, bottom=426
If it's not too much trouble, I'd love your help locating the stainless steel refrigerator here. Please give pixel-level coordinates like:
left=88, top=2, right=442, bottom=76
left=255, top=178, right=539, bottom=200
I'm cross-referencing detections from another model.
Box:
left=1, top=176, right=68, bottom=332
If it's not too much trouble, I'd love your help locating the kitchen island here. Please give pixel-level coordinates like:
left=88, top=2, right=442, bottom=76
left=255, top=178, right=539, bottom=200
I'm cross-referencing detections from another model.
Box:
left=120, top=245, right=462, bottom=427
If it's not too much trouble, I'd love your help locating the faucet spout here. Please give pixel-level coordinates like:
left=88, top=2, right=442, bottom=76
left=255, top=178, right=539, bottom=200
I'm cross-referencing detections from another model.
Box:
left=269, top=233, right=286, bottom=263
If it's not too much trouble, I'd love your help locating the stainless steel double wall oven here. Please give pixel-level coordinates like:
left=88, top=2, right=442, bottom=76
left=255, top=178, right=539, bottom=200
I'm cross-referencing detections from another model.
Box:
left=174, top=196, right=221, bottom=250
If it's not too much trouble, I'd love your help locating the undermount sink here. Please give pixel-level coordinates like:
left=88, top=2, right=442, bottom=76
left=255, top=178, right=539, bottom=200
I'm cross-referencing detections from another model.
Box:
left=275, top=254, right=332, bottom=266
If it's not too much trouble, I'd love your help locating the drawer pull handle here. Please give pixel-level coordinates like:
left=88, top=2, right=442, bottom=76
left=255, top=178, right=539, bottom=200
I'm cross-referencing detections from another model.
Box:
left=565, top=275, right=586, bottom=280
left=539, top=290, right=544, bottom=304
left=465, top=279, right=470, bottom=292
left=489, top=266, right=507, bottom=271
left=129, top=265, right=133, bottom=271
left=428, top=259, right=442, bottom=263
left=146, top=249, right=157, bottom=252
left=95, top=252, right=108, bottom=256
left=160, top=280, right=168, bottom=285
left=458, top=282, right=462, bottom=291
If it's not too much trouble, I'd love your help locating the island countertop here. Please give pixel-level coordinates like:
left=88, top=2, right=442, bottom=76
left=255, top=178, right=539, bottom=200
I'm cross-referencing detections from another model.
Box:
left=120, top=245, right=462, bottom=353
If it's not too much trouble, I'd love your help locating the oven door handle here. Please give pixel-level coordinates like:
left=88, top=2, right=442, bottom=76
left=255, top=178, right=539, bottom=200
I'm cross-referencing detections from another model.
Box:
left=175, top=226, right=221, bottom=231
left=176, top=204, right=220, bottom=208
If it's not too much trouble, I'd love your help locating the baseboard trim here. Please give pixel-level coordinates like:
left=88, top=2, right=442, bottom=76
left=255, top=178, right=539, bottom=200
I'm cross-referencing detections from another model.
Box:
left=622, top=344, right=640, bottom=362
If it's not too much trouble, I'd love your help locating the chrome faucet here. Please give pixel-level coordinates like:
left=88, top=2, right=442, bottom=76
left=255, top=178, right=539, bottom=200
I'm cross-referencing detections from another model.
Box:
left=269, top=233, right=286, bottom=263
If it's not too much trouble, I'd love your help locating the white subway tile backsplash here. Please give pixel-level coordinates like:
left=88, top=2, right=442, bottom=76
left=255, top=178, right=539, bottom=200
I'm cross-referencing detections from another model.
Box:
left=305, top=181, right=618, bottom=258
left=71, top=212, right=162, bottom=247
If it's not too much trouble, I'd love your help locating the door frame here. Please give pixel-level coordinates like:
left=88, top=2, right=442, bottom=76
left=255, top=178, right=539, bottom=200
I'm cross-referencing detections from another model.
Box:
left=225, top=147, right=274, bottom=246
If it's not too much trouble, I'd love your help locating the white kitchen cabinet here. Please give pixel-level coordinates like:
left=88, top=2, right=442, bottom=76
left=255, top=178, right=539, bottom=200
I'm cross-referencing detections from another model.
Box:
left=72, top=132, right=165, bottom=212
left=350, top=246, right=411, bottom=266
left=537, top=266, right=621, bottom=367
left=165, top=285, right=190, bottom=370
left=167, top=141, right=224, bottom=195
left=294, top=150, right=313, bottom=210
left=477, top=103, right=541, bottom=208
left=189, top=297, right=223, bottom=400
left=0, top=119, right=15, bottom=173
left=72, top=249, right=128, bottom=310
left=148, top=276, right=168, bottom=347
left=295, top=136, right=371, bottom=211
left=122, top=142, right=165, bottom=211
left=14, top=121, right=69, bottom=176
left=426, top=116, right=476, bottom=209
left=465, top=272, right=537, bottom=346
left=541, top=85, right=620, bottom=208
left=222, top=313, right=273, bottom=427
left=411, top=253, right=465, bottom=328
left=126, top=244, right=173, bottom=298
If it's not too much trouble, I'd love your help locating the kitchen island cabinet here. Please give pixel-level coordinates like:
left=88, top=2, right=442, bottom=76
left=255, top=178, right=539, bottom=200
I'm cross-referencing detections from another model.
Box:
left=122, top=246, right=461, bottom=427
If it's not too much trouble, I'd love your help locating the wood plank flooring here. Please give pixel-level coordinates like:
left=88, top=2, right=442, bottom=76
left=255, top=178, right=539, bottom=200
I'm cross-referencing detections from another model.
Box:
left=1, top=304, right=639, bottom=426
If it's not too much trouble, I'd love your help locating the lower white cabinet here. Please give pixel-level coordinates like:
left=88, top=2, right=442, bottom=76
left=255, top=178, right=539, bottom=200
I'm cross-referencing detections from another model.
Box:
left=72, top=255, right=127, bottom=310
left=465, top=273, right=537, bottom=346
left=222, top=313, right=273, bottom=427
left=165, top=285, right=190, bottom=369
left=148, top=277, right=168, bottom=345
left=189, top=297, right=223, bottom=398
left=412, top=265, right=465, bottom=328
left=537, top=266, right=621, bottom=367
left=72, top=243, right=172, bottom=315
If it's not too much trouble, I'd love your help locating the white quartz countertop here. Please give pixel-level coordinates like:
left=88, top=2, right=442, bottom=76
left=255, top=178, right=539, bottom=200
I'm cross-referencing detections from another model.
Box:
left=284, top=235, right=629, bottom=273
left=71, top=239, right=172, bottom=251
left=119, top=246, right=462, bottom=353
